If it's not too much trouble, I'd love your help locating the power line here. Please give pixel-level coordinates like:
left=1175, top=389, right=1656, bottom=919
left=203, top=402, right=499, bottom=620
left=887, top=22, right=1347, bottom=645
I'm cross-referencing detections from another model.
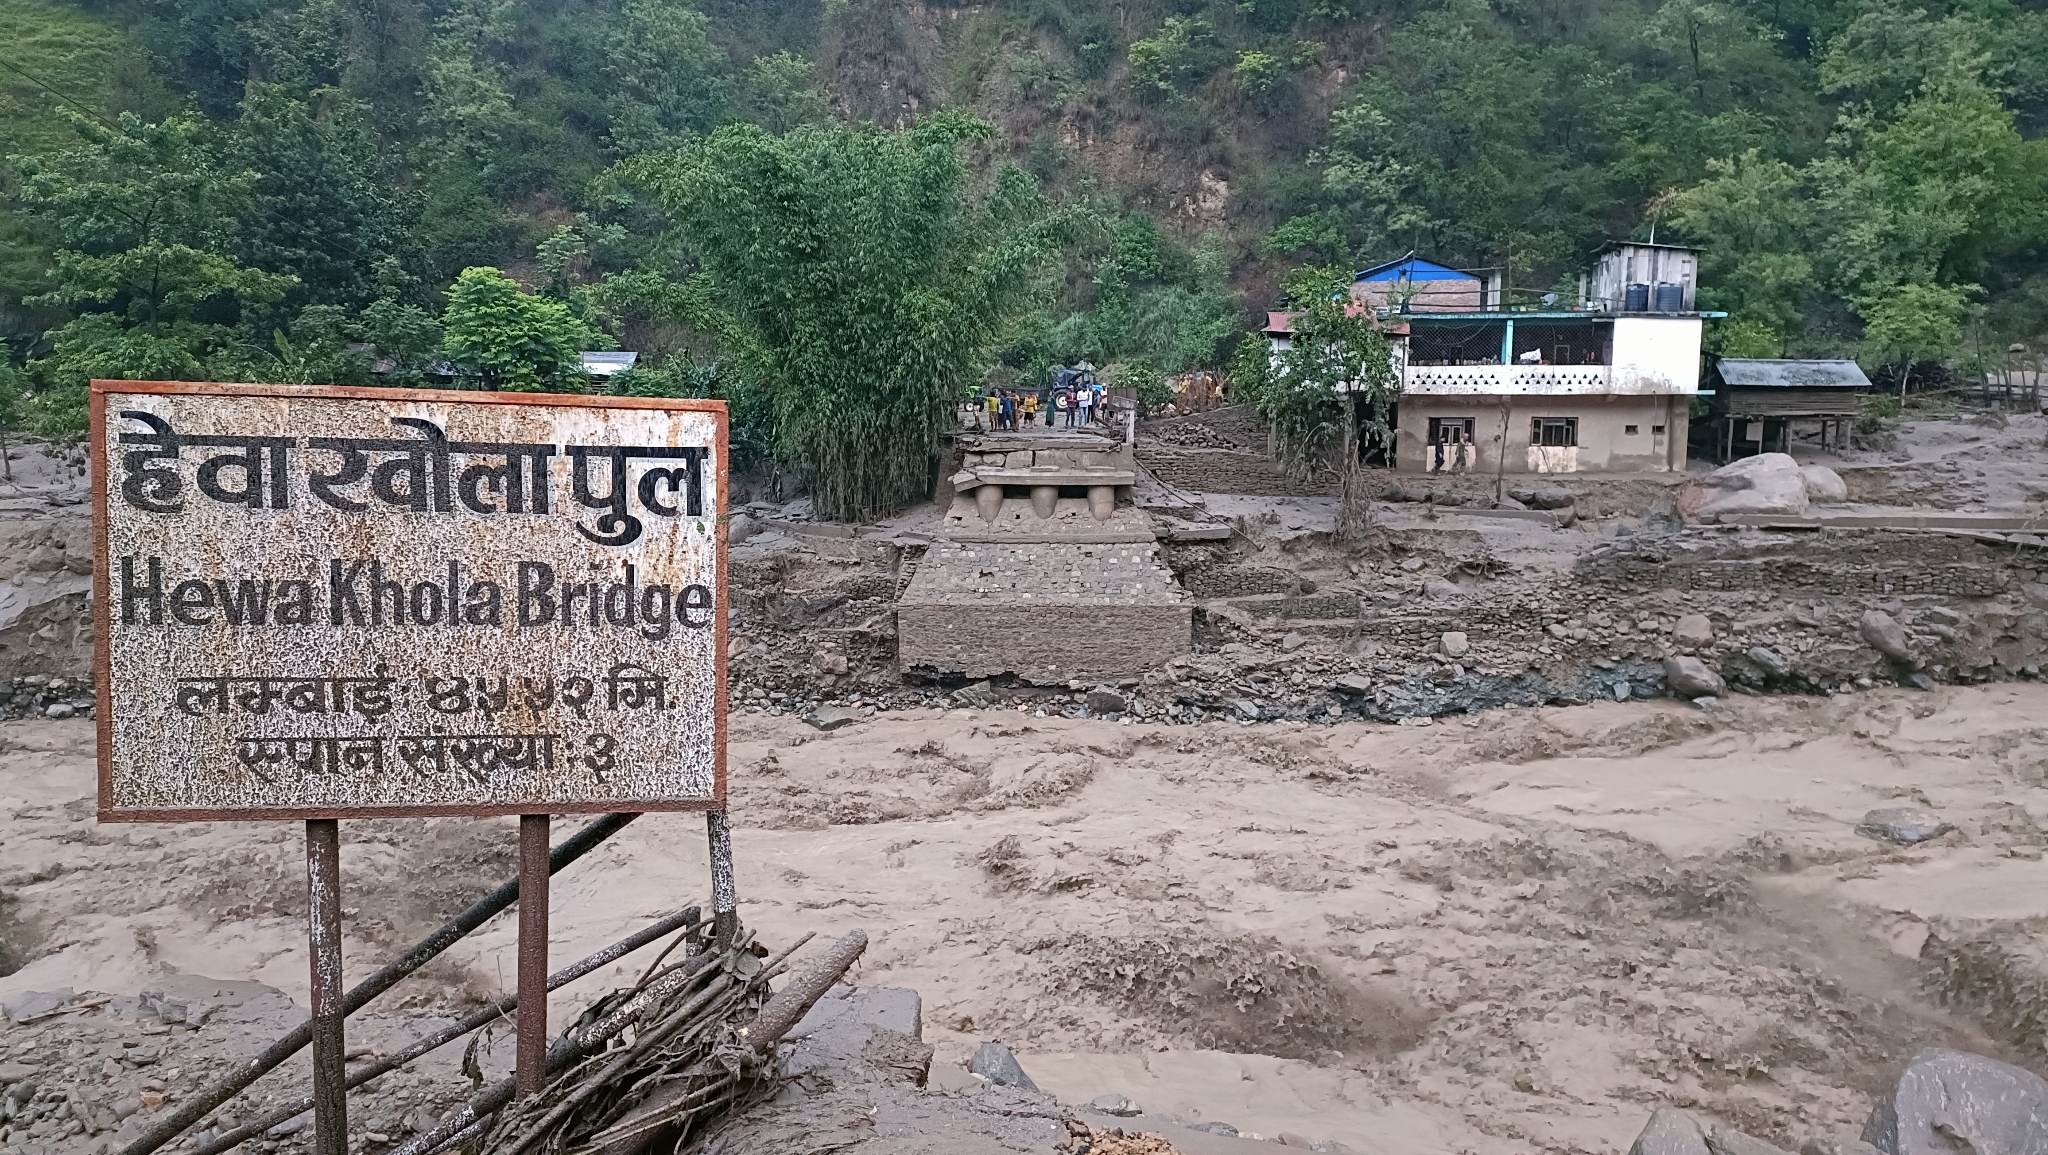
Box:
left=0, top=53, right=154, bottom=241
left=0, top=52, right=126, bottom=135
left=0, top=49, right=384, bottom=284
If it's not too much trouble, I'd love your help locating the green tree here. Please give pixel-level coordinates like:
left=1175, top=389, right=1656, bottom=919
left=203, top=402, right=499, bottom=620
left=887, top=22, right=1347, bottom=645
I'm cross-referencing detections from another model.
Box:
left=1646, top=0, right=1780, bottom=103
left=1666, top=149, right=1815, bottom=344
left=440, top=266, right=603, bottom=391
left=537, top=225, right=592, bottom=295
left=1225, top=330, right=1274, bottom=406
left=417, top=2, right=521, bottom=170
left=618, top=113, right=1074, bottom=521
left=1233, top=50, right=1287, bottom=101
left=362, top=298, right=446, bottom=387
left=612, top=356, right=774, bottom=467
left=1708, top=316, right=1784, bottom=357
left=1858, top=281, right=1975, bottom=399
left=738, top=52, right=828, bottom=134
left=226, top=84, right=411, bottom=315
left=1130, top=285, right=1239, bottom=373
left=1105, top=356, right=1170, bottom=413
left=1261, top=266, right=1399, bottom=540
left=1306, top=99, right=1426, bottom=259
left=266, top=304, right=376, bottom=385
left=1814, top=79, right=2043, bottom=295
left=13, top=110, right=296, bottom=410
left=1818, top=0, right=1998, bottom=113
left=603, top=0, right=730, bottom=150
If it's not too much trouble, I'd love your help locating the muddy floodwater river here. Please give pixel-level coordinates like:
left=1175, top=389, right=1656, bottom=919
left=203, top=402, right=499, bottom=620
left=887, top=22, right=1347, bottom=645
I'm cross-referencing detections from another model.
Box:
left=6, top=684, right=2048, bottom=1152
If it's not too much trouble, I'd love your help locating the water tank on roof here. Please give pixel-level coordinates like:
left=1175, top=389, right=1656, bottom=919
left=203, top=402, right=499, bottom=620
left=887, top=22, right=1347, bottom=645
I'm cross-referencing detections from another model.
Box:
left=1623, top=283, right=1650, bottom=312
left=1653, top=282, right=1684, bottom=312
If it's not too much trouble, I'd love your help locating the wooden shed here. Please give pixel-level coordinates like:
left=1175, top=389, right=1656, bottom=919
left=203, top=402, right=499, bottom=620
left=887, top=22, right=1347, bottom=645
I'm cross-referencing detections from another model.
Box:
left=1707, top=357, right=1871, bottom=460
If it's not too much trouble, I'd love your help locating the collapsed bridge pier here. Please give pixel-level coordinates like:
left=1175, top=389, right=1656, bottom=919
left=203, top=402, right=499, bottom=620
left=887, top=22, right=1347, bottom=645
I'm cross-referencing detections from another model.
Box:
left=896, top=427, right=1193, bottom=683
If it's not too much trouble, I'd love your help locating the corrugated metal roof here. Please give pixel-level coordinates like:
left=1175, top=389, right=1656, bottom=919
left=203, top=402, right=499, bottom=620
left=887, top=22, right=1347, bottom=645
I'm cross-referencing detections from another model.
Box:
left=581, top=351, right=639, bottom=377
left=1715, top=358, right=1870, bottom=389
left=1262, top=307, right=1406, bottom=335
left=1595, top=239, right=1703, bottom=254
left=1355, top=252, right=1477, bottom=283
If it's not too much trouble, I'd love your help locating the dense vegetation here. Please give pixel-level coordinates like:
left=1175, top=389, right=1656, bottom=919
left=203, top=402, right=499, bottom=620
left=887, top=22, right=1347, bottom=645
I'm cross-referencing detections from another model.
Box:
left=1, top=0, right=2044, bottom=508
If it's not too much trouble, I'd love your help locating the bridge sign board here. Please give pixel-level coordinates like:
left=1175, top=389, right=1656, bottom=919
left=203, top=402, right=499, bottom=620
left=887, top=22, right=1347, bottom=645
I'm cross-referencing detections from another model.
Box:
left=92, top=381, right=729, bottom=822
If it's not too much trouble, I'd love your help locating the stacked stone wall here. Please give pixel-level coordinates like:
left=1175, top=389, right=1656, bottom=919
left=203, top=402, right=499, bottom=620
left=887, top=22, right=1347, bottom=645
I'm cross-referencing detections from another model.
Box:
left=899, top=602, right=1193, bottom=680
left=1139, top=448, right=1334, bottom=497
left=1178, top=563, right=1302, bottom=599
left=1576, top=532, right=2016, bottom=597
left=1144, top=405, right=1273, bottom=451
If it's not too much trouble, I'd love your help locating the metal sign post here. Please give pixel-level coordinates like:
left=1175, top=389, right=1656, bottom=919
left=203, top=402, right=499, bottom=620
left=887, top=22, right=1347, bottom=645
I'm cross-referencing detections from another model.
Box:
left=706, top=809, right=739, bottom=944
left=91, top=382, right=731, bottom=1150
left=517, top=813, right=550, bottom=1096
left=305, top=820, right=347, bottom=1155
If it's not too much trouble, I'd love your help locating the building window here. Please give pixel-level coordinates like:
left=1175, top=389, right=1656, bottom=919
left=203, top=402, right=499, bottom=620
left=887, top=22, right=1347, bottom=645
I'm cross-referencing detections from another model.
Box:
left=1624, top=424, right=1639, bottom=435
left=1531, top=417, right=1579, bottom=448
left=1651, top=424, right=1666, bottom=435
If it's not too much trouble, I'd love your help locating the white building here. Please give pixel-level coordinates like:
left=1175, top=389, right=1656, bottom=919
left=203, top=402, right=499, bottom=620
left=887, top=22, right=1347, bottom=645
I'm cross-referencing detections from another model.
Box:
left=1264, top=244, right=1721, bottom=475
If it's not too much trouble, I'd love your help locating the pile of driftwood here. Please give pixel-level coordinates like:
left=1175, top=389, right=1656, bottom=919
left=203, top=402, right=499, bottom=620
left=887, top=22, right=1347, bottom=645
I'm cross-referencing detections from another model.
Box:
left=118, top=816, right=866, bottom=1155
left=393, top=927, right=868, bottom=1155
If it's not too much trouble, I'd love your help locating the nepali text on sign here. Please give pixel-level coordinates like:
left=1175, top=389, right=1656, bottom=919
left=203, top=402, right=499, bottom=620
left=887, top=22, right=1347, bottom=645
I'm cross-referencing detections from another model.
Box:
left=92, top=382, right=728, bottom=821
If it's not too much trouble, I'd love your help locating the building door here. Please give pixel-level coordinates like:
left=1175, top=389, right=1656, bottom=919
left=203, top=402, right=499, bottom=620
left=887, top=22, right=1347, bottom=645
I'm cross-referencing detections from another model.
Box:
left=1426, top=417, right=1476, bottom=473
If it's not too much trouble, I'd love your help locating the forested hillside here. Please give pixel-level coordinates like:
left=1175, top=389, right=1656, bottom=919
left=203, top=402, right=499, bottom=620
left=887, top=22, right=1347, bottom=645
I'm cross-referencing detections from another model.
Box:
left=1, top=0, right=2044, bottom=505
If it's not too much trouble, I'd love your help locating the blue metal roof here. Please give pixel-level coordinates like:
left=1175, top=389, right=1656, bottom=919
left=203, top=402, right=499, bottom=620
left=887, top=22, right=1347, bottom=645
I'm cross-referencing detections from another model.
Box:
left=1355, top=253, right=1477, bottom=283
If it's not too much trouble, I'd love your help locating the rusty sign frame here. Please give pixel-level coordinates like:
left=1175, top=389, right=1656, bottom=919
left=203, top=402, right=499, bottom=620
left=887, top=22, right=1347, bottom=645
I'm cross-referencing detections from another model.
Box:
left=89, top=379, right=732, bottom=823
left=93, top=380, right=743, bottom=1148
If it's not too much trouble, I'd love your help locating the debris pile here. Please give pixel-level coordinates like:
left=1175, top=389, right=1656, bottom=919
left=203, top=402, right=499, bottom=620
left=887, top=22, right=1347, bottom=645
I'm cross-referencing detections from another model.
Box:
left=0, top=675, right=94, bottom=722
left=457, top=930, right=867, bottom=1155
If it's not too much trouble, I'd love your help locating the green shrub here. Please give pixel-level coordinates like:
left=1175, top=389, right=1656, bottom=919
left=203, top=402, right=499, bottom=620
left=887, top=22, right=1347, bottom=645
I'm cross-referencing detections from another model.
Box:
left=1128, top=17, right=1222, bottom=97
left=1233, top=50, right=1287, bottom=98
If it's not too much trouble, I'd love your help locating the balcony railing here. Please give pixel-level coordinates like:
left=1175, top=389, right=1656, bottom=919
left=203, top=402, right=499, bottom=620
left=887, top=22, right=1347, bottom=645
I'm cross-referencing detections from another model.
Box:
left=1403, top=363, right=1612, bottom=396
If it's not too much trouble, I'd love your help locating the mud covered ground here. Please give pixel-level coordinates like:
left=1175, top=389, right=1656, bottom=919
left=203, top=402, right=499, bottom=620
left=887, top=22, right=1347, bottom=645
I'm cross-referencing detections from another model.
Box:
left=8, top=684, right=2048, bottom=1153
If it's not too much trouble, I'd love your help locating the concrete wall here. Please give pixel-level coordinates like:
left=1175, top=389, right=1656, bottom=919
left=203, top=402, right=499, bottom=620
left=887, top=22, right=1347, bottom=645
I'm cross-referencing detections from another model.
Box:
left=959, top=443, right=1133, bottom=473
left=896, top=541, right=1192, bottom=680
left=1610, top=317, right=1703, bottom=395
left=1398, top=395, right=1690, bottom=474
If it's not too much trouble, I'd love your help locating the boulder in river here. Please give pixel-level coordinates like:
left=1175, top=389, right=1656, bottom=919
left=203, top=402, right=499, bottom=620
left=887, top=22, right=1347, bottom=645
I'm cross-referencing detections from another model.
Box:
left=1627, top=1107, right=1795, bottom=1155
left=1858, top=610, right=1917, bottom=666
left=1687, top=453, right=1810, bottom=518
left=1864, top=1048, right=2048, bottom=1155
left=1856, top=807, right=1952, bottom=846
left=969, top=1041, right=1038, bottom=1091
left=1663, top=655, right=1726, bottom=699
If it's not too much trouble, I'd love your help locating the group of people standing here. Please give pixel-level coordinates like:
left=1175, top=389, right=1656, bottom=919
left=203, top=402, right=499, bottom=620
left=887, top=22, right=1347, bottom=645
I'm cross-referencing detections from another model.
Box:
left=1048, top=364, right=1108, bottom=428
left=982, top=387, right=1037, bottom=432
left=977, top=363, right=1113, bottom=432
